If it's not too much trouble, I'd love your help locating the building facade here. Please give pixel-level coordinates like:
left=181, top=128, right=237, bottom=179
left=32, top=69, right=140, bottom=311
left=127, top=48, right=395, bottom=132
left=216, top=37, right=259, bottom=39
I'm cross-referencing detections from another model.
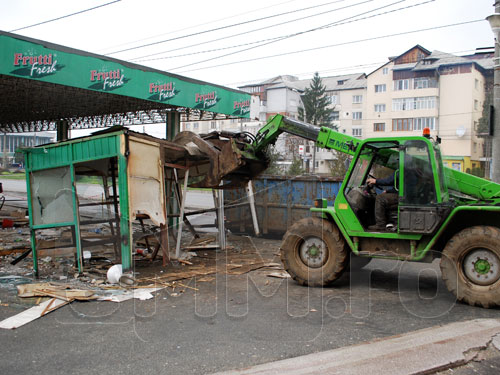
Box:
left=180, top=45, right=492, bottom=176
left=365, top=45, right=493, bottom=173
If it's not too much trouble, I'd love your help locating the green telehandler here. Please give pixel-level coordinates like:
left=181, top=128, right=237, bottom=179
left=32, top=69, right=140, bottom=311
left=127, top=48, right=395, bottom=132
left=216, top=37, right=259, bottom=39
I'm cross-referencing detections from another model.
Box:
left=196, top=114, right=500, bottom=308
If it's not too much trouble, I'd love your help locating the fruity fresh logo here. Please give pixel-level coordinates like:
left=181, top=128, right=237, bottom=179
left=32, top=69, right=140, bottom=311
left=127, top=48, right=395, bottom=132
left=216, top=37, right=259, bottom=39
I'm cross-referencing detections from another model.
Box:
left=89, top=69, right=130, bottom=91
left=148, top=82, right=179, bottom=101
left=11, top=52, right=64, bottom=78
left=194, top=91, right=220, bottom=109
left=232, top=99, right=250, bottom=116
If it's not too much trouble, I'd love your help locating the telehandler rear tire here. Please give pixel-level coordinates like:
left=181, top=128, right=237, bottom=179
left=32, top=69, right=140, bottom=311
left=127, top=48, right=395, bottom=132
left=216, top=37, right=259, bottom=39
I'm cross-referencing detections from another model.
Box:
left=280, top=217, right=348, bottom=286
left=440, top=226, right=500, bottom=308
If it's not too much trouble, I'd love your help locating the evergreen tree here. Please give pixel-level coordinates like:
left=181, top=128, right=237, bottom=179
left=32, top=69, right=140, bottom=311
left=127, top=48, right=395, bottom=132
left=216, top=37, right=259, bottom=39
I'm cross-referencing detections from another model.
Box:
left=328, top=151, right=351, bottom=178
left=298, top=72, right=335, bottom=129
left=263, top=145, right=283, bottom=175
left=288, top=157, right=305, bottom=176
left=477, top=91, right=493, bottom=135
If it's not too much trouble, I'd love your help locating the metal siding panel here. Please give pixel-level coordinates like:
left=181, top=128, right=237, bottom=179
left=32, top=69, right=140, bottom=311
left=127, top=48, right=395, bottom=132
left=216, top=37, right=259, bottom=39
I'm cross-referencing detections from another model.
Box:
left=224, top=176, right=342, bottom=236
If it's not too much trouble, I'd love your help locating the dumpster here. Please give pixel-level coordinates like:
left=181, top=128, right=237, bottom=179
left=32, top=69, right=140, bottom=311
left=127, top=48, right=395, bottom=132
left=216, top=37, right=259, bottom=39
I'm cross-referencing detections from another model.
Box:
left=224, top=175, right=343, bottom=237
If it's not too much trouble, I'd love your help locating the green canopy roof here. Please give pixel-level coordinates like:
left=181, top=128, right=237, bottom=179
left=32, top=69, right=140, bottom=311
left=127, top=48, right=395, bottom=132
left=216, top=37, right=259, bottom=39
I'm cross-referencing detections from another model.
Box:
left=0, top=31, right=251, bottom=133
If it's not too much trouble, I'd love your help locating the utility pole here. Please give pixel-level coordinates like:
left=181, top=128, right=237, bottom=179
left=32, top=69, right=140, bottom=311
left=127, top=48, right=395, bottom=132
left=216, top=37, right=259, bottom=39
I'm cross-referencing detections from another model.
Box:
left=487, top=2, right=500, bottom=182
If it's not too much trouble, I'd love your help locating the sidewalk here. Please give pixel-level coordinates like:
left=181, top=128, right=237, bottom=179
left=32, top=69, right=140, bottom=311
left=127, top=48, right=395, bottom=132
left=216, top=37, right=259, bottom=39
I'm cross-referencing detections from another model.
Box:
left=212, top=319, right=500, bottom=375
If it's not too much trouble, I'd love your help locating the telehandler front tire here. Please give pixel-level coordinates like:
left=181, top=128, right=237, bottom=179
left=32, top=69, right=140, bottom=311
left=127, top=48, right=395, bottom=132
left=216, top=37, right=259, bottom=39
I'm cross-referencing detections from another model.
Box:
left=280, top=217, right=348, bottom=287
left=440, top=226, right=500, bottom=308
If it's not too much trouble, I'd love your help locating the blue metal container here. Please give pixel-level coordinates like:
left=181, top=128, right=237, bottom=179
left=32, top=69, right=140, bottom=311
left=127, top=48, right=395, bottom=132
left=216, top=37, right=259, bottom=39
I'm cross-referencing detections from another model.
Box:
left=224, top=175, right=342, bottom=236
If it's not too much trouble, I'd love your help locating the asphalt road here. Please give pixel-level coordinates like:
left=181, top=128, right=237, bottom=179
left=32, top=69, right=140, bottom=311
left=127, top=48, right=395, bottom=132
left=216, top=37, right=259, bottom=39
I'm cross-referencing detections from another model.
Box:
left=1, top=253, right=499, bottom=375
left=1, top=177, right=499, bottom=374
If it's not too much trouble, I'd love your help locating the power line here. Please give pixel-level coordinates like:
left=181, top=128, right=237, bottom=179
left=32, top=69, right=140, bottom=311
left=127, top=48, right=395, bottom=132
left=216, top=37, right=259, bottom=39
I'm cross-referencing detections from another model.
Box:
left=223, top=48, right=483, bottom=87
left=234, top=49, right=484, bottom=87
left=167, top=0, right=404, bottom=71
left=129, top=0, right=373, bottom=62
left=97, top=0, right=301, bottom=53
left=9, top=0, right=121, bottom=32
left=175, top=19, right=485, bottom=74
left=107, top=0, right=349, bottom=55
left=137, top=0, right=429, bottom=64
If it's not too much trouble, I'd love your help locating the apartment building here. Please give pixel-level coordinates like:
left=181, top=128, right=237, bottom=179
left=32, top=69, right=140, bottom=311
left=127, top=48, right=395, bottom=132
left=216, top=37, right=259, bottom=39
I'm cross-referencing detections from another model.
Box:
left=237, top=74, right=367, bottom=174
left=365, top=45, right=493, bottom=172
left=180, top=46, right=492, bottom=175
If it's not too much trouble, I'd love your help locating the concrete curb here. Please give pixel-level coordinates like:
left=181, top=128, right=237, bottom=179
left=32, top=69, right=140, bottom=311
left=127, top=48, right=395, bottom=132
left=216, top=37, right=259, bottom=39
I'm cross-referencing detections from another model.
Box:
left=212, top=319, right=500, bottom=375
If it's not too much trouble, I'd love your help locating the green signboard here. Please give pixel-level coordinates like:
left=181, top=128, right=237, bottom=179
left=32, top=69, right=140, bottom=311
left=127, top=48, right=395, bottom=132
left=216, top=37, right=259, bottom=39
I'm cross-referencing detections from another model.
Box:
left=0, top=32, right=251, bottom=118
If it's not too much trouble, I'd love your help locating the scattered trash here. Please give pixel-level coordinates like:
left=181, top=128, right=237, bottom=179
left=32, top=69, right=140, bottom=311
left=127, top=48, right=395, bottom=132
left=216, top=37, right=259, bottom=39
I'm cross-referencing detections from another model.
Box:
left=267, top=271, right=291, bottom=279
left=16, top=283, right=96, bottom=301
left=136, top=248, right=149, bottom=256
left=2, top=218, right=14, bottom=228
left=97, top=288, right=162, bottom=303
left=107, top=264, right=123, bottom=284
left=0, top=298, right=69, bottom=329
left=83, top=251, right=91, bottom=260
left=119, top=274, right=136, bottom=287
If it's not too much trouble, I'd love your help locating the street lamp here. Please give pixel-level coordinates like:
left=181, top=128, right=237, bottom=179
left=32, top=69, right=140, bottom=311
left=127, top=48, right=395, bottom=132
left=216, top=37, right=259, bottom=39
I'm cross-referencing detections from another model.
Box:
left=487, top=14, right=500, bottom=33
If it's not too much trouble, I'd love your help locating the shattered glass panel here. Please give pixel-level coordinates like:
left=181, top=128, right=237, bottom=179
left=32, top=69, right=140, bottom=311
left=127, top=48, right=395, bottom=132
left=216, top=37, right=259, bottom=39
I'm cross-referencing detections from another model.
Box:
left=30, top=167, right=74, bottom=225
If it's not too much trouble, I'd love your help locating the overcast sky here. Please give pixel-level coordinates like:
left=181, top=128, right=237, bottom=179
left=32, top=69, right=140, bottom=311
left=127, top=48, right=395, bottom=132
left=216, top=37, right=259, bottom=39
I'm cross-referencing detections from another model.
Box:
left=1, top=0, right=495, bottom=90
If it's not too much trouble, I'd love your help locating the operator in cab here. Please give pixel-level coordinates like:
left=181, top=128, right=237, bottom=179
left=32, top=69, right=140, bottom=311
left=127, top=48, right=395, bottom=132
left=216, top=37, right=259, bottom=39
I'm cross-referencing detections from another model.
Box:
left=366, top=173, right=398, bottom=231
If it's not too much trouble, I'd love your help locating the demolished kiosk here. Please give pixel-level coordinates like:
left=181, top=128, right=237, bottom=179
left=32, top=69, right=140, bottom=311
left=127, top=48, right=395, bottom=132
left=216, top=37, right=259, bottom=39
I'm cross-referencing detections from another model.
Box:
left=0, top=31, right=262, bottom=275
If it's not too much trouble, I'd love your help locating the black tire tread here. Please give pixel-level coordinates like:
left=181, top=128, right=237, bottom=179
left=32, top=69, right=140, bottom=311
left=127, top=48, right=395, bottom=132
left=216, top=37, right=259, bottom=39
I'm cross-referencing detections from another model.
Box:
left=440, top=225, right=500, bottom=308
left=280, top=217, right=348, bottom=286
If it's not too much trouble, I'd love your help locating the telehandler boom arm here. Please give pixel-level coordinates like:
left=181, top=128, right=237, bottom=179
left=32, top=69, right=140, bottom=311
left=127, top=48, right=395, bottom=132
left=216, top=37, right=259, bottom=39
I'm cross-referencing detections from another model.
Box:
left=252, top=114, right=360, bottom=156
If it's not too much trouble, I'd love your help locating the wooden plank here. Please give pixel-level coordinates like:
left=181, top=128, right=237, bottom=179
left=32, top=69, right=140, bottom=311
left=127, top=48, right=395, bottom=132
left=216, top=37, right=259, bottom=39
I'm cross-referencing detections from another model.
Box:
left=0, top=298, right=69, bottom=329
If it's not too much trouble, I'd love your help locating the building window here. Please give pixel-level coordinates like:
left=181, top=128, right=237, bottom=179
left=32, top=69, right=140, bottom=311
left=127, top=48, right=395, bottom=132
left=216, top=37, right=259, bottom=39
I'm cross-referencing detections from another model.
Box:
left=337, top=80, right=345, bottom=85
left=392, top=97, right=436, bottom=111
left=413, top=77, right=437, bottom=89
left=330, top=111, right=339, bottom=121
left=474, top=100, right=479, bottom=110
left=374, top=104, right=386, bottom=113
left=374, top=84, right=386, bottom=93
left=413, top=117, right=436, bottom=131
left=475, top=79, right=479, bottom=90
left=329, top=95, right=337, bottom=105
left=210, top=121, right=217, bottom=129
left=184, top=123, right=190, bottom=130
left=193, top=122, right=199, bottom=129
left=353, top=111, right=362, bottom=120
left=394, top=79, right=410, bottom=91
left=352, top=128, right=362, bottom=137
left=373, top=123, right=385, bottom=132
left=392, top=118, right=413, bottom=131
left=383, top=67, right=389, bottom=75
left=414, top=77, right=428, bottom=89
left=353, top=95, right=363, bottom=104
